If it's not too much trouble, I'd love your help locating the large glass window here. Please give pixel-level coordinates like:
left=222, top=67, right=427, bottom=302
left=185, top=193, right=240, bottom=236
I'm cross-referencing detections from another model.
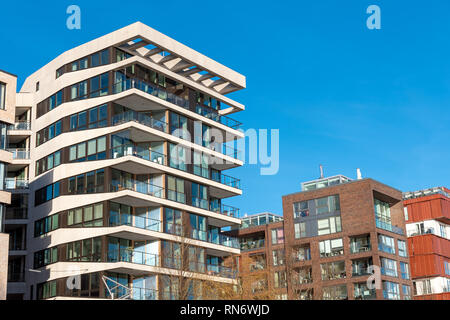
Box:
left=193, top=151, right=209, bottom=178
left=318, top=216, right=342, bottom=235
left=321, top=261, right=346, bottom=280
left=170, top=113, right=188, bottom=140
left=294, top=222, right=306, bottom=239
left=272, top=249, right=285, bottom=266
left=67, top=203, right=104, bottom=228
left=383, top=281, right=400, bottom=300
left=169, top=143, right=187, bottom=171
left=323, top=285, right=348, bottom=300
left=400, top=262, right=410, bottom=279
left=398, top=240, right=407, bottom=257
left=319, top=238, right=344, bottom=258
left=374, top=199, right=391, bottom=223
left=271, top=228, right=284, bottom=244
left=378, top=234, right=396, bottom=254
left=165, top=208, right=182, bottom=236
left=167, top=176, right=185, bottom=203
left=381, top=257, right=398, bottom=277
left=192, top=183, right=208, bottom=209
left=190, top=214, right=207, bottom=241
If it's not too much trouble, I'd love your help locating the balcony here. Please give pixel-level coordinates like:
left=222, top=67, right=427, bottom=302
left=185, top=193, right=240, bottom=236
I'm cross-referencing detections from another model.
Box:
left=8, top=148, right=30, bottom=160
left=111, top=110, right=167, bottom=133
left=110, top=180, right=164, bottom=198
left=5, top=178, right=29, bottom=190
left=132, top=287, right=158, bottom=300
left=7, top=272, right=25, bottom=282
left=111, top=145, right=166, bottom=166
left=5, top=208, right=27, bottom=220
left=112, top=77, right=242, bottom=130
left=240, top=239, right=265, bottom=251
left=8, top=121, right=31, bottom=131
left=209, top=201, right=240, bottom=218
left=211, top=170, right=241, bottom=189
left=350, top=235, right=371, bottom=254
left=109, top=212, right=239, bottom=249
left=407, top=227, right=435, bottom=237
left=206, top=264, right=237, bottom=279
left=354, top=288, right=376, bottom=300
left=375, top=218, right=404, bottom=235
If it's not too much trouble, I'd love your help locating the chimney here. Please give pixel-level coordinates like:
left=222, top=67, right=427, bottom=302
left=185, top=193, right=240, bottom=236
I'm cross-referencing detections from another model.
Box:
left=319, top=165, right=324, bottom=179
left=357, top=168, right=362, bottom=180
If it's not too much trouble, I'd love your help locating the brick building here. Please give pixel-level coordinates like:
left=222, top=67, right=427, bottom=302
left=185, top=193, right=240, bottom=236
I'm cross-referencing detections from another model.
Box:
left=233, top=174, right=413, bottom=300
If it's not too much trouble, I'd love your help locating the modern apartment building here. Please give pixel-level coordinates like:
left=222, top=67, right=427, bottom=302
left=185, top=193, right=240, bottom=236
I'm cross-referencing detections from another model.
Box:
left=0, top=70, right=17, bottom=300
left=228, top=212, right=286, bottom=299
left=281, top=174, right=413, bottom=300
left=2, top=22, right=245, bottom=300
left=403, top=187, right=450, bottom=300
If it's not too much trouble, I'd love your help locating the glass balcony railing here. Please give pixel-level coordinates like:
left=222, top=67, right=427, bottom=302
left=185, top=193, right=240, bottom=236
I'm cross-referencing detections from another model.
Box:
left=8, top=148, right=30, bottom=160
left=240, top=239, right=265, bottom=251
left=354, top=289, right=376, bottom=300
left=195, top=104, right=242, bottom=130
left=109, top=212, right=162, bottom=232
left=107, top=248, right=160, bottom=267
left=209, top=201, right=240, bottom=218
left=111, top=110, right=167, bottom=133
left=111, top=145, right=166, bottom=166
left=352, top=266, right=372, bottom=277
left=112, top=77, right=242, bottom=130
left=192, top=197, right=209, bottom=210
left=211, top=171, right=241, bottom=189
left=5, top=178, right=29, bottom=189
left=208, top=232, right=240, bottom=249
left=206, top=264, right=237, bottom=279
left=110, top=180, right=164, bottom=198
left=8, top=121, right=31, bottom=131
left=132, top=287, right=158, bottom=300
left=375, top=218, right=404, bottom=235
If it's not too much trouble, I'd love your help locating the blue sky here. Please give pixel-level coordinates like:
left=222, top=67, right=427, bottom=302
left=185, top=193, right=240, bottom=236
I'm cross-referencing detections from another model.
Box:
left=0, top=0, right=449, bottom=216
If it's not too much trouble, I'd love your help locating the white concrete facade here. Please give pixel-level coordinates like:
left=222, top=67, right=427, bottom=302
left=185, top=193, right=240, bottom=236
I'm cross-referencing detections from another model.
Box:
left=5, top=22, right=245, bottom=300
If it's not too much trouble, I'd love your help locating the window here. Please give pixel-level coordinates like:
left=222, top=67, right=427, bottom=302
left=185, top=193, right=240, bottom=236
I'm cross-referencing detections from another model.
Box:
left=318, top=216, right=342, bottom=235
left=69, top=104, right=107, bottom=131
left=89, top=73, right=109, bottom=98
left=321, top=261, right=346, bottom=280
left=319, top=238, right=344, bottom=258
left=400, top=262, right=410, bottom=280
left=69, top=136, right=106, bottom=162
left=293, top=246, right=311, bottom=262
left=66, top=237, right=102, bottom=262
left=294, top=222, right=306, bottom=239
left=170, top=113, right=188, bottom=140
left=398, top=240, right=407, bottom=257
left=0, top=83, right=6, bottom=110
left=272, top=249, right=285, bottom=266
left=169, top=143, right=187, bottom=171
left=192, top=183, right=208, bottom=209
left=445, top=261, right=450, bottom=276
left=167, top=176, right=185, bottom=203
left=271, top=228, right=284, bottom=244
left=116, top=49, right=132, bottom=62
left=190, top=214, right=206, bottom=241
left=35, top=182, right=60, bottom=206
left=381, top=257, right=398, bottom=277
left=440, top=224, right=447, bottom=238
left=323, top=285, right=348, bottom=300
left=383, top=281, right=400, bottom=300
left=374, top=199, right=391, bottom=223
left=36, top=90, right=64, bottom=117
left=165, top=208, right=182, bottom=236
left=404, top=207, right=409, bottom=221
left=36, top=120, right=62, bottom=146
left=68, top=169, right=104, bottom=194
left=37, top=281, right=57, bottom=300
left=274, top=271, right=287, bottom=288
left=378, top=234, right=395, bottom=254
left=71, top=80, right=88, bottom=100
left=193, top=151, right=209, bottom=178
left=34, top=247, right=58, bottom=268
left=36, top=81, right=40, bottom=92
left=402, top=285, right=412, bottom=300
left=34, top=214, right=60, bottom=237
left=67, top=203, right=104, bottom=227
left=293, top=200, right=309, bottom=218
